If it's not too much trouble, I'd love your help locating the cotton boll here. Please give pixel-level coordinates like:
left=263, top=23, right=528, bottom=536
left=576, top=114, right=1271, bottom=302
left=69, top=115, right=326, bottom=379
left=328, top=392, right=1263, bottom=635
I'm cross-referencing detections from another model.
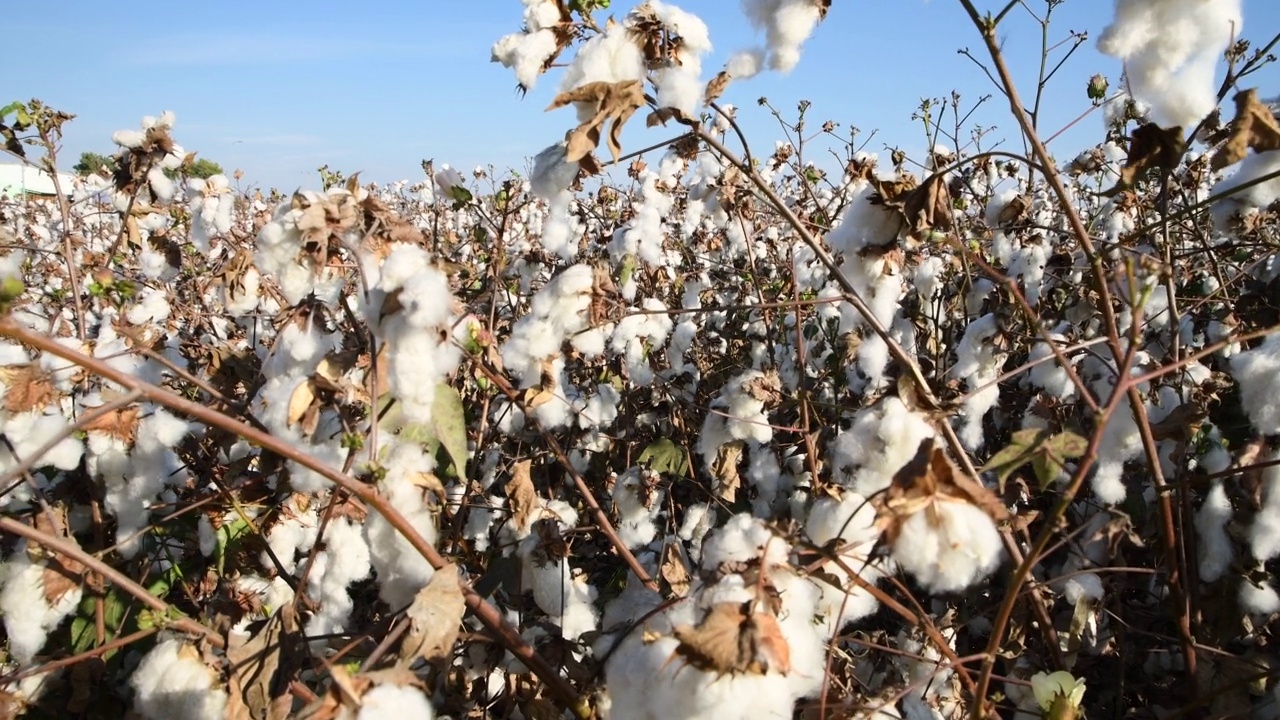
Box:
left=129, top=637, right=228, bottom=720
left=891, top=502, right=1003, bottom=593
left=1230, top=333, right=1280, bottom=435
left=1097, top=0, right=1242, bottom=129
left=1248, top=452, right=1280, bottom=562
left=365, top=442, right=441, bottom=609
left=0, top=548, right=83, bottom=665
left=1196, top=480, right=1234, bottom=582
left=804, top=493, right=886, bottom=634
left=304, top=517, right=372, bottom=648
left=701, top=513, right=790, bottom=570
left=350, top=683, right=436, bottom=719
left=1064, top=572, right=1105, bottom=604
left=613, top=468, right=662, bottom=549
left=1240, top=580, right=1280, bottom=615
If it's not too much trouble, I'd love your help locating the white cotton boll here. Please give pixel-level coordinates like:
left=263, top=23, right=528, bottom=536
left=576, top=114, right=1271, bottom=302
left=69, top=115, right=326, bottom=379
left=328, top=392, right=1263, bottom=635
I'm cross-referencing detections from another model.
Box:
left=531, top=145, right=578, bottom=200
left=0, top=549, right=83, bottom=665
left=725, top=48, right=765, bottom=79
left=804, top=493, right=885, bottom=634
left=701, top=513, right=790, bottom=570
left=125, top=287, right=172, bottom=325
left=112, top=129, right=145, bottom=149
left=892, top=502, right=1003, bottom=593
left=263, top=499, right=319, bottom=574
left=225, top=266, right=260, bottom=316
left=352, top=683, right=436, bottom=719
left=145, top=165, right=176, bottom=203
left=1240, top=580, right=1280, bottom=615
left=1064, top=573, right=1105, bottom=604
left=518, top=532, right=599, bottom=640
left=304, top=517, right=372, bottom=646
left=560, top=21, right=645, bottom=93
left=1212, top=150, right=1280, bottom=229
left=1229, top=333, right=1280, bottom=435
left=365, top=443, right=441, bottom=609
left=742, top=0, right=823, bottom=73
left=613, top=469, right=662, bottom=549
left=1248, top=453, right=1280, bottom=562
left=1196, top=480, right=1234, bottom=582
left=1027, top=335, right=1075, bottom=399
left=129, top=638, right=228, bottom=720
left=491, top=29, right=560, bottom=91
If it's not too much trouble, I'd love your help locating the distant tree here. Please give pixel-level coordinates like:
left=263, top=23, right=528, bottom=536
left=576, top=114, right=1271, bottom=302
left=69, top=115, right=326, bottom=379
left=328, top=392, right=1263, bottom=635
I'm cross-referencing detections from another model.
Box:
left=186, top=157, right=223, bottom=179
left=72, top=151, right=117, bottom=177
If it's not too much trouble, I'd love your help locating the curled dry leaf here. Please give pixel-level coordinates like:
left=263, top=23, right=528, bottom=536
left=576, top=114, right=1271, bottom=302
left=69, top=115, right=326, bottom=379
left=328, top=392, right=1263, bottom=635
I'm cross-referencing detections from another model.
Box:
left=1212, top=88, right=1280, bottom=171
left=1103, top=122, right=1187, bottom=196
left=506, top=459, right=539, bottom=531
left=704, top=71, right=731, bottom=105
left=659, top=541, right=691, bottom=598
left=396, top=562, right=466, bottom=668
left=547, top=80, right=646, bottom=167
left=670, top=601, right=791, bottom=676
left=80, top=405, right=141, bottom=444
left=874, top=438, right=1009, bottom=544
left=710, top=440, right=744, bottom=503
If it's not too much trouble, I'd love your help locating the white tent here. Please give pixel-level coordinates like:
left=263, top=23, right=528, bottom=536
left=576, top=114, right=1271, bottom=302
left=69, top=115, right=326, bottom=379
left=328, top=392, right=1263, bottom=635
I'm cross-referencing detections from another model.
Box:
left=0, top=163, right=77, bottom=197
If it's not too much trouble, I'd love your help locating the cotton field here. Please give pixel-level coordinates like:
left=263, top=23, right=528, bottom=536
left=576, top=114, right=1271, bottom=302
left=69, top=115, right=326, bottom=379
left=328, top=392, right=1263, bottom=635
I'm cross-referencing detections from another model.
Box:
left=1, top=0, right=1280, bottom=718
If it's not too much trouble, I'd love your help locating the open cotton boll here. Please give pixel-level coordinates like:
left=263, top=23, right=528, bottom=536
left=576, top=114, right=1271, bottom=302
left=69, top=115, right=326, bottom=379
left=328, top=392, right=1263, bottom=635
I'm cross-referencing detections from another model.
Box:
left=1196, top=480, right=1235, bottom=582
left=701, top=513, right=791, bottom=570
left=613, top=468, right=663, bottom=549
left=345, top=683, right=436, bottom=720
left=1230, top=333, right=1280, bottom=435
left=892, top=502, right=1003, bottom=593
left=741, top=0, right=824, bottom=73
left=304, top=517, right=372, bottom=648
left=129, top=637, right=227, bottom=720
left=831, top=397, right=935, bottom=498
left=0, top=548, right=83, bottom=665
left=1248, top=452, right=1280, bottom=562
left=558, top=19, right=645, bottom=95
left=1097, top=0, right=1241, bottom=129
left=1241, top=580, right=1280, bottom=615
left=804, top=493, right=887, bottom=634
left=364, top=443, right=442, bottom=609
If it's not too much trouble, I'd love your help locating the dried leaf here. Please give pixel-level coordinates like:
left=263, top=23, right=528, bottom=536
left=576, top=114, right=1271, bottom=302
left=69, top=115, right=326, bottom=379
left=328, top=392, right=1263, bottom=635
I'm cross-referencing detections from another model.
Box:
left=80, top=406, right=141, bottom=444
left=396, top=562, right=466, bottom=668
left=226, top=605, right=298, bottom=720
left=659, top=541, right=691, bottom=598
left=671, top=602, right=791, bottom=676
left=1212, top=89, right=1280, bottom=170
left=505, top=459, right=538, bottom=530
left=877, top=438, right=1009, bottom=543
left=548, top=80, right=646, bottom=166
left=711, top=441, right=744, bottom=503
left=286, top=379, right=317, bottom=429
left=1103, top=122, right=1186, bottom=195
left=0, top=364, right=58, bottom=414
left=704, top=71, right=731, bottom=105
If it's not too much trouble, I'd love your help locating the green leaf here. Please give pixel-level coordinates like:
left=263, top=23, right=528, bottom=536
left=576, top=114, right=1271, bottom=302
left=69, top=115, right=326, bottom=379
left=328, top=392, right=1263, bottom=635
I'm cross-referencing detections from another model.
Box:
left=216, top=516, right=252, bottom=576
left=619, top=253, right=637, bottom=288
left=1032, top=452, right=1062, bottom=489
left=447, top=185, right=473, bottom=204
left=638, top=438, right=691, bottom=478
left=980, top=428, right=1048, bottom=491
left=1045, top=430, right=1088, bottom=459
left=430, top=383, right=469, bottom=480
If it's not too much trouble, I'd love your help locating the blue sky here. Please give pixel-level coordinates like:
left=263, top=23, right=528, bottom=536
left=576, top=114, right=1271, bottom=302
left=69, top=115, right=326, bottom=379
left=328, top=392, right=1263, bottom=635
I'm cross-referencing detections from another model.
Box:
left=11, top=1, right=1280, bottom=190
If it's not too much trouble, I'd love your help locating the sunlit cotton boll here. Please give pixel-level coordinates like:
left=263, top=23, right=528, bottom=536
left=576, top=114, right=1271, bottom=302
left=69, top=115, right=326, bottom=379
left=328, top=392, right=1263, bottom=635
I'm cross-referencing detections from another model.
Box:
left=129, top=638, right=228, bottom=720
left=0, top=548, right=83, bottom=665
left=346, top=683, right=436, bottom=719
left=891, top=502, right=1003, bottom=593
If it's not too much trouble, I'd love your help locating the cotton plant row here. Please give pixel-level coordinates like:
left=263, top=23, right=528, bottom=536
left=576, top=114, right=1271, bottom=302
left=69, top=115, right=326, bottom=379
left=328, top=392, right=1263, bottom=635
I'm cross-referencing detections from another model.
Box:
left=0, top=0, right=1278, bottom=718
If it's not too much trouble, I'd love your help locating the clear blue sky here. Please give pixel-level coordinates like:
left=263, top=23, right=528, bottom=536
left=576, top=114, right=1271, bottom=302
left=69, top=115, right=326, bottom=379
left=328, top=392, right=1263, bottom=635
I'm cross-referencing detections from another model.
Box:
left=12, top=1, right=1280, bottom=190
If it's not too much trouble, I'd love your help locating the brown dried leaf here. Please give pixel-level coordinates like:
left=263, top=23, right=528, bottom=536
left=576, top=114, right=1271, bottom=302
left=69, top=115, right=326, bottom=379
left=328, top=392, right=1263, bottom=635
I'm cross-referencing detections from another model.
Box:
left=659, top=541, right=691, bottom=598
left=80, top=406, right=141, bottom=444
left=1213, top=89, right=1280, bottom=170
left=1103, top=122, right=1187, bottom=195
left=0, top=364, right=58, bottom=414
left=901, top=173, right=953, bottom=238
left=704, top=71, right=731, bottom=105
left=875, top=438, right=1009, bottom=543
left=286, top=379, right=317, bottom=428
left=226, top=604, right=297, bottom=720
left=40, top=554, right=85, bottom=606
left=548, top=80, right=645, bottom=165
left=671, top=602, right=791, bottom=676
left=711, top=441, right=744, bottom=503
left=505, top=459, right=539, bottom=530
left=396, top=562, right=466, bottom=668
